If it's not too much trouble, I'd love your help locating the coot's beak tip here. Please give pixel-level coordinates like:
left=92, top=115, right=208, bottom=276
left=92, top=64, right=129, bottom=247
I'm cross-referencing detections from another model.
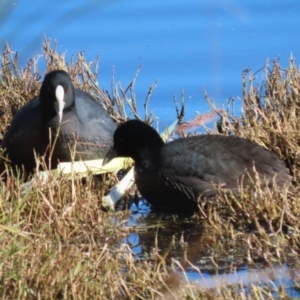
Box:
left=103, top=148, right=117, bottom=166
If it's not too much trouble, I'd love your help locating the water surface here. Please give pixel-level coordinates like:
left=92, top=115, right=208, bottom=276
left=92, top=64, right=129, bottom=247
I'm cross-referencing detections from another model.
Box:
left=1, top=0, right=300, bottom=122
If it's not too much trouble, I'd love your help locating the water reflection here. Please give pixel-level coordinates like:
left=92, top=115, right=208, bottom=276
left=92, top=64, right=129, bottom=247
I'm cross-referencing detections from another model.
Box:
left=190, top=265, right=299, bottom=296
left=120, top=199, right=300, bottom=296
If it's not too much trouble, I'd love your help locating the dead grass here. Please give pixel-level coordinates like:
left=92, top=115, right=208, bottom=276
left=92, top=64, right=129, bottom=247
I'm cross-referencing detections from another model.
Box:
left=217, top=58, right=300, bottom=182
left=0, top=41, right=300, bottom=299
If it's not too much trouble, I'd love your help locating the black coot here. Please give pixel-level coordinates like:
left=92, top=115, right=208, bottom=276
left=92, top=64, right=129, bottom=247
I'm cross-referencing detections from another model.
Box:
left=103, top=120, right=291, bottom=213
left=2, top=70, right=117, bottom=173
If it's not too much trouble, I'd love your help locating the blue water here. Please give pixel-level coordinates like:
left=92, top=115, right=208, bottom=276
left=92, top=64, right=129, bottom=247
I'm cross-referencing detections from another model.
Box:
left=120, top=201, right=300, bottom=297
left=2, top=0, right=300, bottom=294
left=1, top=0, right=300, bottom=123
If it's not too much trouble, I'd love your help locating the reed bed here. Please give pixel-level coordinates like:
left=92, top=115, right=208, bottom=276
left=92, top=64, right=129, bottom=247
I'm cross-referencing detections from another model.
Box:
left=0, top=41, right=300, bottom=299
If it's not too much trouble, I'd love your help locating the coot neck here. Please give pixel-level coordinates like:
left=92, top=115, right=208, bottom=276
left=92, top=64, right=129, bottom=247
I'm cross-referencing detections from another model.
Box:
left=133, top=141, right=164, bottom=168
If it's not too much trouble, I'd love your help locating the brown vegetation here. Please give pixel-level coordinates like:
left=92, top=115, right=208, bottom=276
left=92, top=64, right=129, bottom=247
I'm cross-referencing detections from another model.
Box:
left=0, top=41, right=300, bottom=299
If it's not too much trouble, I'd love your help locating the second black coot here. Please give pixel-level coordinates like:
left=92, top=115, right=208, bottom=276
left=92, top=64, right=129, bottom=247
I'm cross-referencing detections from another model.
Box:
left=103, top=120, right=291, bottom=213
left=2, top=70, right=117, bottom=173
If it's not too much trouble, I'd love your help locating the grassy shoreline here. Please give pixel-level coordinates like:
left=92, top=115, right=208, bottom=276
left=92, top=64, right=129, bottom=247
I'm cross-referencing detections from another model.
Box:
left=0, top=42, right=300, bottom=299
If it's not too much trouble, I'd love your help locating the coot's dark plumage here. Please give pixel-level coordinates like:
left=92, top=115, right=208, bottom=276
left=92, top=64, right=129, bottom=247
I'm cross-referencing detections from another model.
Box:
left=103, top=120, right=291, bottom=213
left=2, top=70, right=117, bottom=173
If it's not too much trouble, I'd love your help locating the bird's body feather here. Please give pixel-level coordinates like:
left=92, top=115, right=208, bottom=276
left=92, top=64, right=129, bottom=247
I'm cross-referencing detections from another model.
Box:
left=2, top=70, right=116, bottom=173
left=103, top=120, right=291, bottom=213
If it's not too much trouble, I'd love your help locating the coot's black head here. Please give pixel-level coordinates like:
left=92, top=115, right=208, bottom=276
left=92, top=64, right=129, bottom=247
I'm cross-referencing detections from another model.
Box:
left=39, top=70, right=75, bottom=122
left=103, top=120, right=164, bottom=165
